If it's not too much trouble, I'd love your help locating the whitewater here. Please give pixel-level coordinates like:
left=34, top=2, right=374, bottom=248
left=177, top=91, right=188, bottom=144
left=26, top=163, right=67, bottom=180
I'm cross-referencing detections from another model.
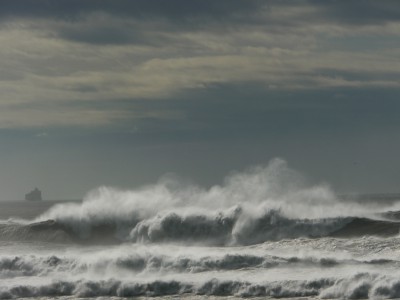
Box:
left=2, top=159, right=400, bottom=299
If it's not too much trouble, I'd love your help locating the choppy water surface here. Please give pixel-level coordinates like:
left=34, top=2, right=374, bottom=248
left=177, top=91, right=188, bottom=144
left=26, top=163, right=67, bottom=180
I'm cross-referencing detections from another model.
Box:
left=2, top=159, right=400, bottom=299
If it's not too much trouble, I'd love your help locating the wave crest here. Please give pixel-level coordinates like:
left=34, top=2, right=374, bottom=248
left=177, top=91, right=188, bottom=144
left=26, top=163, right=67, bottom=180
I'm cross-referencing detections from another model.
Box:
left=27, top=159, right=400, bottom=245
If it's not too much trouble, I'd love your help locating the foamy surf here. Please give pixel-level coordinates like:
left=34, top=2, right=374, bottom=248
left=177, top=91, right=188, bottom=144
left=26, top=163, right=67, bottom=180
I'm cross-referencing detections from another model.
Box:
left=1, top=159, right=400, bottom=299
left=2, top=240, right=400, bottom=299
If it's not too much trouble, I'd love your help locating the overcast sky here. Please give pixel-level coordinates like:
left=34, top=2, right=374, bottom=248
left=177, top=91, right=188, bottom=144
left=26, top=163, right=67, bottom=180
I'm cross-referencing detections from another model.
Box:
left=1, top=0, right=400, bottom=200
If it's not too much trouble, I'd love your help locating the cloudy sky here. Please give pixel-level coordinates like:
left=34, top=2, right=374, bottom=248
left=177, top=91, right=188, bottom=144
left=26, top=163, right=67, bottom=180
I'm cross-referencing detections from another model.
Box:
left=1, top=0, right=400, bottom=200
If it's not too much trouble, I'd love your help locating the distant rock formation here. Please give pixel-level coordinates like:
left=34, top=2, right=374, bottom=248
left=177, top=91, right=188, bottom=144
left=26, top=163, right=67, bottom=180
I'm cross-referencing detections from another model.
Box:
left=25, top=188, right=42, bottom=201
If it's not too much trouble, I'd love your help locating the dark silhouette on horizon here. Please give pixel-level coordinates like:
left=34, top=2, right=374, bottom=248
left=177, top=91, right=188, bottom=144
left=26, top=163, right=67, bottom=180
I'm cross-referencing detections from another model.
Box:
left=25, top=188, right=42, bottom=201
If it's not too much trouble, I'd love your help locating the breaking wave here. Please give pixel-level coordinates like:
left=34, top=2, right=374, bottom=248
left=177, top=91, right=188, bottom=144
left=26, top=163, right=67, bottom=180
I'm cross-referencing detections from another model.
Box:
left=3, top=273, right=400, bottom=299
left=2, top=159, right=400, bottom=245
left=2, top=214, right=400, bottom=245
left=3, top=247, right=399, bottom=280
left=0, top=252, right=346, bottom=279
left=3, top=159, right=400, bottom=299
left=2, top=238, right=400, bottom=299
left=0, top=220, right=73, bottom=244
left=0, top=278, right=334, bottom=298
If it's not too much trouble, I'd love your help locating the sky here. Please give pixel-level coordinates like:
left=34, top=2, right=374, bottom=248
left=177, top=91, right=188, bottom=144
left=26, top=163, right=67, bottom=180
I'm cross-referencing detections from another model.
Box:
left=1, top=0, right=400, bottom=200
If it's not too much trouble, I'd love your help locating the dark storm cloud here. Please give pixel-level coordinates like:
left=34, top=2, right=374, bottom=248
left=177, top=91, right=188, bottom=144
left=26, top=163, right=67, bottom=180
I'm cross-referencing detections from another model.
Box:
left=0, top=0, right=265, bottom=20
left=0, top=0, right=267, bottom=45
left=310, top=0, right=400, bottom=25
left=2, top=0, right=399, bottom=47
left=1, top=0, right=399, bottom=128
left=2, top=0, right=399, bottom=24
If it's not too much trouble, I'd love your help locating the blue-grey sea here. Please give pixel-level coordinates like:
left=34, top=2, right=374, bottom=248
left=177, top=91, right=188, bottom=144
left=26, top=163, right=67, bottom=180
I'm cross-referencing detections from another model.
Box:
left=2, top=164, right=400, bottom=299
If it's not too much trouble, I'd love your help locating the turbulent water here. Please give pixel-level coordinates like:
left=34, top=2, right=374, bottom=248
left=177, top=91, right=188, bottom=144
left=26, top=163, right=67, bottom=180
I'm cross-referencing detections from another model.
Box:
left=2, top=159, right=400, bottom=299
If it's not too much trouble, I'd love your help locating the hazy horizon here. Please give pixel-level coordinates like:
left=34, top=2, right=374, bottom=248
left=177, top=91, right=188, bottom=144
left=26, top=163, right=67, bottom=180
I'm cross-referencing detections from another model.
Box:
left=1, top=0, right=400, bottom=200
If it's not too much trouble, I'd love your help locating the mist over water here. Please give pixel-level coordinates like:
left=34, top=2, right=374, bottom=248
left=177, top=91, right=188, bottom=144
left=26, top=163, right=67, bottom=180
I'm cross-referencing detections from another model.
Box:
left=34, top=158, right=400, bottom=244
left=1, top=158, right=400, bottom=299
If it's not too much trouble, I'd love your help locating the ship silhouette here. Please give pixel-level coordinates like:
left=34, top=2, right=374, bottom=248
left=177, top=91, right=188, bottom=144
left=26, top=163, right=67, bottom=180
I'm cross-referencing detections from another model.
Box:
left=25, top=188, right=42, bottom=201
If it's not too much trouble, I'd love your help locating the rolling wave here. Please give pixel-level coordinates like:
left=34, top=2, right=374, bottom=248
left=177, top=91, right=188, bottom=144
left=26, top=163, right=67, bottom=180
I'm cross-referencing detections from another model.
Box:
left=3, top=250, right=398, bottom=280
left=0, top=278, right=332, bottom=298
left=330, top=217, right=400, bottom=237
left=0, top=252, right=347, bottom=279
left=2, top=244, right=400, bottom=299
left=2, top=210, right=400, bottom=245
left=0, top=220, right=72, bottom=243
left=3, top=274, right=400, bottom=299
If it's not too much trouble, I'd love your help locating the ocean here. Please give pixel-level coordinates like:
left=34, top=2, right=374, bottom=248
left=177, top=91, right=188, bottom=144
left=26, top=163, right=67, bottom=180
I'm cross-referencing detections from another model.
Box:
left=2, top=160, right=400, bottom=299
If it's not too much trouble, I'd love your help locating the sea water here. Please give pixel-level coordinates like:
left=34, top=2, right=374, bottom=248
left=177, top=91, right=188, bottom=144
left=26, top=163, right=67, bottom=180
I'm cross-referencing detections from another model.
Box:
left=2, top=159, right=400, bottom=299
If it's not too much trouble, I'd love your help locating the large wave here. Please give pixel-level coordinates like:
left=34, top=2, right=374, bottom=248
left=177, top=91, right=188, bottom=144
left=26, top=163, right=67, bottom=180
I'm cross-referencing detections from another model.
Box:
left=18, top=159, right=398, bottom=245
left=3, top=159, right=400, bottom=299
